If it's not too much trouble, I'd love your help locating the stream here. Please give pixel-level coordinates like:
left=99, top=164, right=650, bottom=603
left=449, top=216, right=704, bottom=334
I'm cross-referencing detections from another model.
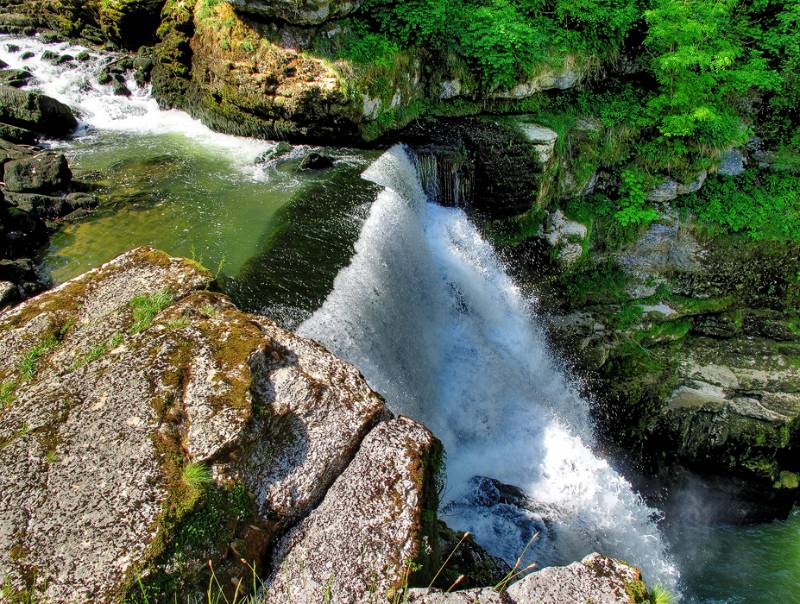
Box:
left=2, top=34, right=798, bottom=604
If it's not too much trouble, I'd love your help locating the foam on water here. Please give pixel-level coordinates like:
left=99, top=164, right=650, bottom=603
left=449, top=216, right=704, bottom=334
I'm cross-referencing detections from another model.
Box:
left=301, top=146, right=681, bottom=591
left=0, top=35, right=272, bottom=180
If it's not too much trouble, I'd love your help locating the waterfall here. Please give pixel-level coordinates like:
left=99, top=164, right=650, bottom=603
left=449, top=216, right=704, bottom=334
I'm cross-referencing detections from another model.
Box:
left=413, top=144, right=475, bottom=208
left=0, top=35, right=273, bottom=179
left=299, top=146, right=680, bottom=591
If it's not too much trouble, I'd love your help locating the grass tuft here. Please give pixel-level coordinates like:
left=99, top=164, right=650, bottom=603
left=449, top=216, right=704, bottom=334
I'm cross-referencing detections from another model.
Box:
left=651, top=585, right=673, bottom=604
left=129, top=290, right=174, bottom=334
left=0, top=380, right=16, bottom=409
left=19, top=335, right=59, bottom=381
left=182, top=462, right=212, bottom=494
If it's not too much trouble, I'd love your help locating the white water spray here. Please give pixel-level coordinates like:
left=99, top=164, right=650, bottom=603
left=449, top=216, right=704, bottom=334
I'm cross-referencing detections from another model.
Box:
left=300, top=146, right=680, bottom=590
left=0, top=35, right=273, bottom=179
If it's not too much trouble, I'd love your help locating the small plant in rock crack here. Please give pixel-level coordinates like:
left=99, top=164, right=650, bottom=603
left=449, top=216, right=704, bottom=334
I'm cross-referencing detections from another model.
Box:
left=182, top=462, right=213, bottom=495
left=19, top=335, right=60, bottom=381
left=129, top=289, right=174, bottom=334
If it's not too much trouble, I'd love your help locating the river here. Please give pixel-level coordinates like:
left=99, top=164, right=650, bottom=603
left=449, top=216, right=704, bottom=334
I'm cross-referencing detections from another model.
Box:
left=1, top=34, right=797, bottom=603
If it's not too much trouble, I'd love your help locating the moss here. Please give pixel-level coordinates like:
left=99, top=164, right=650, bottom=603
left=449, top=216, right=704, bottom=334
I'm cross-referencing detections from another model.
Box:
left=633, top=319, right=692, bottom=347
left=775, top=471, right=800, bottom=490
left=124, top=482, right=256, bottom=603
left=408, top=438, right=445, bottom=589
left=556, top=260, right=630, bottom=308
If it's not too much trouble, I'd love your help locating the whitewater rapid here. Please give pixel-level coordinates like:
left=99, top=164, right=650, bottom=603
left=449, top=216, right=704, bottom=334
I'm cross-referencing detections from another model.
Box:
left=0, top=35, right=273, bottom=179
left=300, top=146, right=680, bottom=590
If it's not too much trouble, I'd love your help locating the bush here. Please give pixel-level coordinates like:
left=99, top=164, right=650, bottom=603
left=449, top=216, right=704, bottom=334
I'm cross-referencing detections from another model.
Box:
left=685, top=170, right=800, bottom=241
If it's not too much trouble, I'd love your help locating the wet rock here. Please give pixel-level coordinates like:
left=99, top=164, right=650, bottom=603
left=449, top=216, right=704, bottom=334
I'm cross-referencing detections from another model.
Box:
left=64, top=192, right=98, bottom=211
left=20, top=51, right=34, bottom=60
left=407, top=554, right=647, bottom=603
left=112, top=79, right=131, bottom=97
left=0, top=86, right=77, bottom=138
left=5, top=44, right=20, bottom=53
left=76, top=51, right=91, bottom=62
left=228, top=0, right=363, bottom=25
left=299, top=151, right=334, bottom=170
left=3, top=153, right=72, bottom=193
left=433, top=521, right=511, bottom=590
left=40, top=49, right=59, bottom=63
left=264, top=418, right=441, bottom=602
left=2, top=191, right=68, bottom=217
left=0, top=257, right=37, bottom=283
left=0, top=121, right=36, bottom=144
left=0, top=68, right=34, bottom=88
left=256, top=141, right=293, bottom=164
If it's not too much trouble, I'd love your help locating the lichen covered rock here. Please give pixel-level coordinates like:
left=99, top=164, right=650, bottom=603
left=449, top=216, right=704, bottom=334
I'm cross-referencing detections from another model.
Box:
left=0, top=247, right=445, bottom=602
left=264, top=418, right=441, bottom=602
left=407, top=554, right=649, bottom=604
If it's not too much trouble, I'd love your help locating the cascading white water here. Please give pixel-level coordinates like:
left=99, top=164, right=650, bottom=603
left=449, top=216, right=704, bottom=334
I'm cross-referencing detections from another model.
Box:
left=0, top=35, right=274, bottom=179
left=300, top=146, right=681, bottom=591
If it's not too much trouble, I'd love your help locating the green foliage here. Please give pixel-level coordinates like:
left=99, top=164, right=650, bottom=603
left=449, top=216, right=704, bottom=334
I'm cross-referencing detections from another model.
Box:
left=357, top=0, right=640, bottom=91
left=685, top=170, right=800, bottom=241
left=19, top=335, right=59, bottom=381
left=614, top=169, right=659, bottom=228
left=129, top=290, right=174, bottom=334
left=644, top=0, right=778, bottom=148
left=335, top=26, right=401, bottom=68
left=650, top=585, right=674, bottom=604
left=0, top=380, right=16, bottom=409
left=196, top=0, right=222, bottom=22
left=182, top=462, right=212, bottom=495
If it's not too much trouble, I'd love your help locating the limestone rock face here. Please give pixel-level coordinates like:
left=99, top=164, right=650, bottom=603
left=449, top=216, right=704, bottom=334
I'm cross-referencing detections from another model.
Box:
left=545, top=217, right=800, bottom=516
left=265, top=417, right=441, bottom=602
left=228, top=0, right=362, bottom=24
left=407, top=554, right=647, bottom=604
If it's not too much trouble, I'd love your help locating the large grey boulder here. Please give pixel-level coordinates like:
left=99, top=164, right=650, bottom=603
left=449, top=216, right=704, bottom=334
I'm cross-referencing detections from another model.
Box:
left=406, top=554, right=648, bottom=603
left=0, top=86, right=77, bottom=138
left=0, top=248, right=429, bottom=602
left=264, top=417, right=441, bottom=602
left=227, top=0, right=362, bottom=24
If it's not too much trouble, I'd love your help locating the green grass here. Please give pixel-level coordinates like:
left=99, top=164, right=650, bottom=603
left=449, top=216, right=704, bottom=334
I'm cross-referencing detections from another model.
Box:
left=0, top=380, right=16, bottom=409
left=129, top=290, right=174, bottom=334
left=182, top=462, right=212, bottom=494
left=19, top=335, right=59, bottom=381
left=651, top=585, right=673, bottom=604
left=165, top=317, right=190, bottom=330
